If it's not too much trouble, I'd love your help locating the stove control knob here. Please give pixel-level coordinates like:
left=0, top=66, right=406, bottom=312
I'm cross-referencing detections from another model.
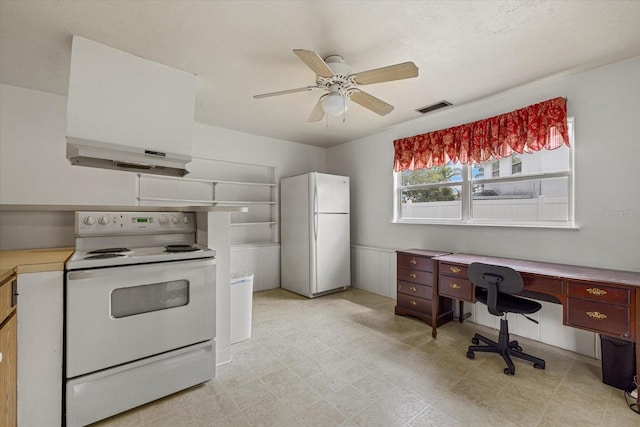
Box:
left=98, top=216, right=110, bottom=225
left=171, top=216, right=180, bottom=224
left=181, top=216, right=190, bottom=224
left=83, top=216, right=96, bottom=226
left=158, top=215, right=169, bottom=225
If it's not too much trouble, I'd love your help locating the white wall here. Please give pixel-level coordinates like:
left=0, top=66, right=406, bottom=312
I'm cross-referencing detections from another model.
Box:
left=0, top=84, right=136, bottom=206
left=327, top=56, right=640, bottom=272
left=191, top=123, right=325, bottom=180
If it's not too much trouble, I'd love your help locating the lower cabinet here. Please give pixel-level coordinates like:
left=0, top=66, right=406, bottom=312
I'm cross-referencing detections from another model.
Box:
left=395, top=249, right=453, bottom=336
left=1, top=273, right=17, bottom=427
left=17, top=271, right=63, bottom=427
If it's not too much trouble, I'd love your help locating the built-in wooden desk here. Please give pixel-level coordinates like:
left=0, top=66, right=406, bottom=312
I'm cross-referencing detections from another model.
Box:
left=433, top=252, right=640, bottom=404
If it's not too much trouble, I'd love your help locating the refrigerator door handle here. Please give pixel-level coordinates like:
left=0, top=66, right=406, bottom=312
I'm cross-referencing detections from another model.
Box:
left=313, top=183, right=319, bottom=241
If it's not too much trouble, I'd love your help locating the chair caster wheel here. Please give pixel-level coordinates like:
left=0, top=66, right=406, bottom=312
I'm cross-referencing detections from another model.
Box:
left=534, top=363, right=545, bottom=369
left=514, top=345, right=522, bottom=352
left=503, top=367, right=515, bottom=375
left=471, top=337, right=479, bottom=345
left=466, top=351, right=475, bottom=359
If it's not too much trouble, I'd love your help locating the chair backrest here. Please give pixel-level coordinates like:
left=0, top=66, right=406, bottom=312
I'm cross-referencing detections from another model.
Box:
left=468, top=262, right=524, bottom=316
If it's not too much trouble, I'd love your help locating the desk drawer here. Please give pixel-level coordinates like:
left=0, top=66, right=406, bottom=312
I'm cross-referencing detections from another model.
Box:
left=439, top=275, right=473, bottom=301
left=397, top=281, right=431, bottom=299
left=397, top=293, right=432, bottom=315
left=567, top=281, right=630, bottom=305
left=439, top=262, right=468, bottom=278
left=566, top=298, right=630, bottom=338
left=397, top=268, right=433, bottom=286
left=397, top=254, right=434, bottom=272
left=522, top=274, right=563, bottom=295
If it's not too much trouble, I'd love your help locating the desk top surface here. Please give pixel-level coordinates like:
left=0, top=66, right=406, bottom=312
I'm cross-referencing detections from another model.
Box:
left=435, top=253, right=640, bottom=287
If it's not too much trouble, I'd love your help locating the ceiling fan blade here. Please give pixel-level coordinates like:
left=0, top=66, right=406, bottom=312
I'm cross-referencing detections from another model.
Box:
left=352, top=61, right=418, bottom=85
left=350, top=90, right=394, bottom=116
left=307, top=99, right=325, bottom=122
left=253, top=86, right=317, bottom=99
left=293, top=49, right=334, bottom=78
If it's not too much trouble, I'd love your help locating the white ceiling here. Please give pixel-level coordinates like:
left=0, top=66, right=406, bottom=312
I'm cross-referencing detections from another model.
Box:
left=1, top=1, right=640, bottom=148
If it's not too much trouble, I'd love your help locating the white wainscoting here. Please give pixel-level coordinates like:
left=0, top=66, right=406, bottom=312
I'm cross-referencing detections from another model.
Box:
left=231, top=244, right=281, bottom=292
left=351, top=245, right=398, bottom=299
left=350, top=245, right=597, bottom=357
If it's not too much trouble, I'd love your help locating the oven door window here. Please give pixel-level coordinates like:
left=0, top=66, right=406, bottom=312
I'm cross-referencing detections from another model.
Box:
left=111, top=280, right=189, bottom=318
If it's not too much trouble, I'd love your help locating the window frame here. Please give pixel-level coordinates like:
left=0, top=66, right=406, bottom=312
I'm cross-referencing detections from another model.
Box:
left=393, top=118, right=575, bottom=228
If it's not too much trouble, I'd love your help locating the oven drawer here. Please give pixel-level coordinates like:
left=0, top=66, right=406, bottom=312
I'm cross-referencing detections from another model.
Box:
left=566, top=298, right=630, bottom=338
left=397, top=268, right=433, bottom=286
left=66, top=341, right=214, bottom=427
left=439, top=275, right=473, bottom=301
left=66, top=259, right=216, bottom=378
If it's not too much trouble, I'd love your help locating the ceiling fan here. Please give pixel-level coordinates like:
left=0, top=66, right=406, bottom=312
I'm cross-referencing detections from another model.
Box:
left=253, top=49, right=419, bottom=122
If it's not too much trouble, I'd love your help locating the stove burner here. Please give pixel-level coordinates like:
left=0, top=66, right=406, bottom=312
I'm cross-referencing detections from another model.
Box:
left=165, top=244, right=200, bottom=253
left=84, top=253, right=127, bottom=260
left=87, top=248, right=131, bottom=254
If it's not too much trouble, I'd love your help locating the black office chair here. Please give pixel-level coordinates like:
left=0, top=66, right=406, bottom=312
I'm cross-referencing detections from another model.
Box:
left=465, top=262, right=545, bottom=375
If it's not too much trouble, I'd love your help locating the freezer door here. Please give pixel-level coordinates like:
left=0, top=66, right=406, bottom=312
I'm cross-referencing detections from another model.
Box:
left=312, top=173, right=350, bottom=214
left=312, top=213, right=350, bottom=294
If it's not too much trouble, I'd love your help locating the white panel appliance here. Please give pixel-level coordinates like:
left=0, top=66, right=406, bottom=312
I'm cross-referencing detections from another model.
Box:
left=281, top=172, right=350, bottom=297
left=65, top=211, right=216, bottom=426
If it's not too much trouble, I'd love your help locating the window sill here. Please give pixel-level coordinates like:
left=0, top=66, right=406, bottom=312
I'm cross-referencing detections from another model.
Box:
left=392, top=218, right=580, bottom=230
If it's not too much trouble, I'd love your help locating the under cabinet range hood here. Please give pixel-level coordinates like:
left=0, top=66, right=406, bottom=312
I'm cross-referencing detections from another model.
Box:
left=66, top=138, right=191, bottom=177
left=66, top=36, right=195, bottom=177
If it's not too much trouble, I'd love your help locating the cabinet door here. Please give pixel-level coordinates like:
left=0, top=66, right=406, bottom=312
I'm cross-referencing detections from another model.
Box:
left=0, top=313, right=17, bottom=427
left=17, top=271, right=63, bottom=427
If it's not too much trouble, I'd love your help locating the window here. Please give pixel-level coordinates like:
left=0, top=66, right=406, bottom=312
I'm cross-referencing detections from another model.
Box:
left=491, top=161, right=500, bottom=177
left=394, top=118, right=574, bottom=227
left=511, top=155, right=522, bottom=175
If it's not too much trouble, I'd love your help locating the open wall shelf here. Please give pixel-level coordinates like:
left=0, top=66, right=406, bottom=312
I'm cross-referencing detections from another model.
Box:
left=137, top=158, right=278, bottom=245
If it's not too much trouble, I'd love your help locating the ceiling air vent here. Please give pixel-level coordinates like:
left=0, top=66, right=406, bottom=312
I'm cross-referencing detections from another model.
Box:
left=416, top=100, right=452, bottom=114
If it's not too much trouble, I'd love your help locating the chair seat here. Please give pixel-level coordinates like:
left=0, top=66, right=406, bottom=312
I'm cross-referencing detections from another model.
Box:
left=476, top=289, right=542, bottom=315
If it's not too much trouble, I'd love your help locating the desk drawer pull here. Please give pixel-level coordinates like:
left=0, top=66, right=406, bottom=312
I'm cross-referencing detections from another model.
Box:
left=409, top=273, right=417, bottom=279
left=586, top=288, right=607, bottom=296
left=410, top=286, right=417, bottom=292
left=449, top=266, right=461, bottom=273
left=586, top=311, right=607, bottom=320
left=410, top=258, right=417, bottom=265
left=409, top=300, right=417, bottom=306
left=450, top=283, right=461, bottom=290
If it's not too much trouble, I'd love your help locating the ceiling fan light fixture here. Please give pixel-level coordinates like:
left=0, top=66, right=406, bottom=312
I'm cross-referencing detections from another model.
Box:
left=321, top=92, right=348, bottom=116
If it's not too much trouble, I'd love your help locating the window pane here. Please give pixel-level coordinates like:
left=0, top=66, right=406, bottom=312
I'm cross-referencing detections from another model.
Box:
left=471, top=177, right=569, bottom=221
left=401, top=162, right=462, bottom=185
left=401, top=186, right=461, bottom=219
left=475, top=145, right=570, bottom=177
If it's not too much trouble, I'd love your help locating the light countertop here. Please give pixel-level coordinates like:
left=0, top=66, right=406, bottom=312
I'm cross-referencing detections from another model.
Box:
left=0, top=247, right=74, bottom=282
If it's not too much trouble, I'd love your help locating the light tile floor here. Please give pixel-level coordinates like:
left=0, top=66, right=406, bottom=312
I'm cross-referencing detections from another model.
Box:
left=93, top=288, right=639, bottom=426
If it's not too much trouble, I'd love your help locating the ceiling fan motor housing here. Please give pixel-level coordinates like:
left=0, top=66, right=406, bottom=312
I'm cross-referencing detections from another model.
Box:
left=324, top=55, right=351, bottom=76
left=317, top=55, right=357, bottom=99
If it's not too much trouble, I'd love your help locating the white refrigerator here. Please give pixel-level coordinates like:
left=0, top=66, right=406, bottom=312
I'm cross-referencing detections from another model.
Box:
left=280, top=172, right=350, bottom=298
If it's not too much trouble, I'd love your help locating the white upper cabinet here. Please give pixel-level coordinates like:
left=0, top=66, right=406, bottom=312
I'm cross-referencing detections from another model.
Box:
left=66, top=36, right=195, bottom=157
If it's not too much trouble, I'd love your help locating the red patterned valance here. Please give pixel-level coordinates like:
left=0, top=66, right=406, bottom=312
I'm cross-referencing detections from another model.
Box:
left=393, top=97, right=569, bottom=172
